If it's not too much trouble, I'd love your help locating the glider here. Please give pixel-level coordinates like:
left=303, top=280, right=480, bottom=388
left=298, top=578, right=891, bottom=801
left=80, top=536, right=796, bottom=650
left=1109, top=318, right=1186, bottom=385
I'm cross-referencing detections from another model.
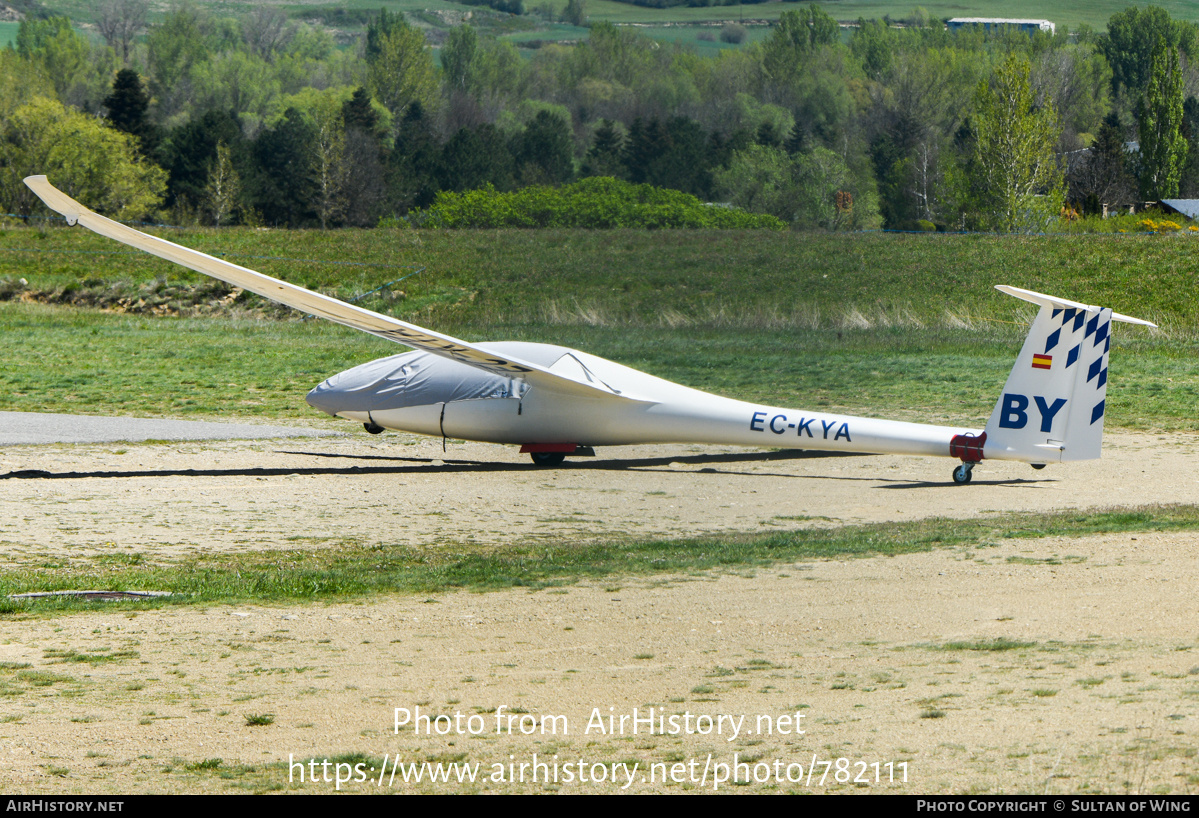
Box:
left=25, top=175, right=1155, bottom=483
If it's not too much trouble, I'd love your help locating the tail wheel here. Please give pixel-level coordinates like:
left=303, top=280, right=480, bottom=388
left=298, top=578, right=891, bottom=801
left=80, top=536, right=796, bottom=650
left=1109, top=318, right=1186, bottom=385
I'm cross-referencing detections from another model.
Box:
left=530, top=451, right=566, bottom=467
left=952, top=463, right=974, bottom=485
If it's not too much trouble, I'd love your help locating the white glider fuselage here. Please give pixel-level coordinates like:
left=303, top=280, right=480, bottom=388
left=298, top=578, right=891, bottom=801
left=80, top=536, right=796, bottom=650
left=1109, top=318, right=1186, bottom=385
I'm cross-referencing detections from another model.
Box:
left=306, top=342, right=973, bottom=457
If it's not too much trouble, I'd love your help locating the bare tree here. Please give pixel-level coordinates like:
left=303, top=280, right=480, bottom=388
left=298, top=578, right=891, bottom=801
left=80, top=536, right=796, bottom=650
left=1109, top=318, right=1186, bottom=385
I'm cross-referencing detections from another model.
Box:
left=1031, top=48, right=1110, bottom=153
left=97, top=0, right=149, bottom=65
left=242, top=6, right=294, bottom=61
left=309, top=100, right=347, bottom=229
left=203, top=142, right=240, bottom=227
left=909, top=140, right=943, bottom=223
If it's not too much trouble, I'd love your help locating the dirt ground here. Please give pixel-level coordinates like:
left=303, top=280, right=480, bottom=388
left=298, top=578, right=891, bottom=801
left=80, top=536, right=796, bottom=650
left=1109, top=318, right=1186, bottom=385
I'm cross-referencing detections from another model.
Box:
left=1, top=430, right=1198, bottom=794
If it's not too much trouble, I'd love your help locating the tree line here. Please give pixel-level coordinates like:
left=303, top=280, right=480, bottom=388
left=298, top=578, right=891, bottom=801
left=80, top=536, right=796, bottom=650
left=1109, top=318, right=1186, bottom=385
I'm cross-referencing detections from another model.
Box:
left=4, top=2, right=1199, bottom=232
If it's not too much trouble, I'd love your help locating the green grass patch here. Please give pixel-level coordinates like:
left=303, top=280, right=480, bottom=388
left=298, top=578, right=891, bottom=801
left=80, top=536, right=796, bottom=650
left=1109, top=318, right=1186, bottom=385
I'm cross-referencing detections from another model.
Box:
left=186, top=758, right=224, bottom=772
left=1005, top=555, right=1086, bottom=565
left=16, top=669, right=75, bottom=686
left=2, top=505, right=1199, bottom=612
left=931, top=637, right=1037, bottom=652
left=43, top=648, right=140, bottom=664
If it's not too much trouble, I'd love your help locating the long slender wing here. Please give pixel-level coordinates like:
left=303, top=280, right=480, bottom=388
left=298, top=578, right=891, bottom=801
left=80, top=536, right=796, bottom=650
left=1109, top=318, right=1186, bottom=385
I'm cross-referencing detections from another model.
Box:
left=25, top=176, right=644, bottom=403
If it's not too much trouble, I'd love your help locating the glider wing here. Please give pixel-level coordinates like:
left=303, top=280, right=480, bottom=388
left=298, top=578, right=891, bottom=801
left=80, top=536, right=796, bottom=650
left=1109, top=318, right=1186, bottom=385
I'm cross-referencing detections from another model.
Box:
left=24, top=176, right=645, bottom=403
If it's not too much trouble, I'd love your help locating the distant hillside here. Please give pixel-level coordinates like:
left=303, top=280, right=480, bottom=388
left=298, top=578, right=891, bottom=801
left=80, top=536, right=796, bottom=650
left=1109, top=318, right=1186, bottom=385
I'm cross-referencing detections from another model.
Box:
left=35, top=0, right=1199, bottom=34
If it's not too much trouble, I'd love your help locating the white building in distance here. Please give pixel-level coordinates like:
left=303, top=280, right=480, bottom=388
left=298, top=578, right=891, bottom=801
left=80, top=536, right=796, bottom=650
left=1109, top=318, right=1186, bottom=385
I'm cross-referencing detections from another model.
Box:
left=947, top=18, right=1055, bottom=36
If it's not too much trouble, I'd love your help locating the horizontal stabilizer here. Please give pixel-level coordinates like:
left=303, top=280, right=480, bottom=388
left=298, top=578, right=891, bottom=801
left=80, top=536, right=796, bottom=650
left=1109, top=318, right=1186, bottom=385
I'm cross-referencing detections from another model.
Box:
left=996, top=285, right=1156, bottom=328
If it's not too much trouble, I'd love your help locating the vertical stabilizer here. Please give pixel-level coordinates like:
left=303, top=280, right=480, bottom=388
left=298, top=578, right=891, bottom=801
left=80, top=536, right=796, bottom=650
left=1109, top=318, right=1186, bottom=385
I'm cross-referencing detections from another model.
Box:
left=982, top=286, right=1152, bottom=463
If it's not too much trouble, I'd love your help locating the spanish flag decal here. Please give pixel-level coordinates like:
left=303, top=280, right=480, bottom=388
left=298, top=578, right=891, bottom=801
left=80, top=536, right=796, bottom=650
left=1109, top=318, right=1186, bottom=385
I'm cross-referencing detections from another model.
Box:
left=1032, top=354, right=1052, bottom=370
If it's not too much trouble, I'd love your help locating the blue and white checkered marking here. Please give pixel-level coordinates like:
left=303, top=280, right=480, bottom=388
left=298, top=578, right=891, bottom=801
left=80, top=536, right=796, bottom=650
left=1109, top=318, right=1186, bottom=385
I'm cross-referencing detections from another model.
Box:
left=1085, top=309, right=1112, bottom=425
left=1051, top=305, right=1110, bottom=425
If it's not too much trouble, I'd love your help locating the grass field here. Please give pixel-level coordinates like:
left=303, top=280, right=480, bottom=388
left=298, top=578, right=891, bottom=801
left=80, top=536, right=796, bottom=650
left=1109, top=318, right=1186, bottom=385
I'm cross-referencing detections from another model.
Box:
left=0, top=21, right=19, bottom=48
left=1, top=225, right=1197, bottom=430
left=9, top=225, right=1199, bottom=328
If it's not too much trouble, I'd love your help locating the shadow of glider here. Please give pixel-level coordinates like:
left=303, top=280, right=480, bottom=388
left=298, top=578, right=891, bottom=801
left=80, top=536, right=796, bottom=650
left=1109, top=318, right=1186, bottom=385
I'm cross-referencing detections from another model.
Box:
left=24, top=175, right=1155, bottom=484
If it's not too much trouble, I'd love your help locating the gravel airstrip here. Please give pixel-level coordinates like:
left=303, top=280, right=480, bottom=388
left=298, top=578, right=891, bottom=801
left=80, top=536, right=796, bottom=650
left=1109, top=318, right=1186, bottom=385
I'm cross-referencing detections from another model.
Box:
left=1, top=416, right=1197, bottom=794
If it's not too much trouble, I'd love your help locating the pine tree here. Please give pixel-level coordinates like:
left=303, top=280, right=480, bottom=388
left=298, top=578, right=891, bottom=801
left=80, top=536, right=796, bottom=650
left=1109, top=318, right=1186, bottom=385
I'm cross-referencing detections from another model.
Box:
left=103, top=68, right=156, bottom=154
left=512, top=111, right=574, bottom=186
left=388, top=102, right=441, bottom=212
left=623, top=118, right=668, bottom=186
left=248, top=108, right=317, bottom=227
left=160, top=110, right=243, bottom=214
left=342, top=87, right=379, bottom=134
left=582, top=120, right=625, bottom=179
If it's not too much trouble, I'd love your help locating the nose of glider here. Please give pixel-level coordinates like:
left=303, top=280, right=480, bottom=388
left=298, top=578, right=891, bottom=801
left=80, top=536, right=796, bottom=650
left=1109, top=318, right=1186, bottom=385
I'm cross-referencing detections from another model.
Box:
left=306, top=376, right=349, bottom=416
left=305, top=353, right=418, bottom=417
left=307, top=366, right=379, bottom=417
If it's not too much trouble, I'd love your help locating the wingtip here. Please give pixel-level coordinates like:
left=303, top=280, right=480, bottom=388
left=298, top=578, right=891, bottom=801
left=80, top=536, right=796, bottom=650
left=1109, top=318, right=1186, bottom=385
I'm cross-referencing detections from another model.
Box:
left=22, top=175, right=85, bottom=224
left=1112, top=311, right=1157, bottom=328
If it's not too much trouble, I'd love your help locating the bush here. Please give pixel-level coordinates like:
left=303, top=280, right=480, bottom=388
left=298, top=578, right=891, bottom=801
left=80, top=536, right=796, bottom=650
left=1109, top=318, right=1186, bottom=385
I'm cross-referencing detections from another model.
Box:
left=1139, top=218, right=1181, bottom=232
left=719, top=23, right=747, bottom=44
left=1050, top=211, right=1187, bottom=234
left=406, top=178, right=786, bottom=230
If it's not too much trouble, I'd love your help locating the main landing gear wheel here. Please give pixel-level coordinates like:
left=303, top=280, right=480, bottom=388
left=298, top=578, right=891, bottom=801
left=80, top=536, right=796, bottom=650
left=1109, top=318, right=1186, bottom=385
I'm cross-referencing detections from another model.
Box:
left=363, top=422, right=384, bottom=435
left=530, top=451, right=566, bottom=467
left=952, top=463, right=974, bottom=485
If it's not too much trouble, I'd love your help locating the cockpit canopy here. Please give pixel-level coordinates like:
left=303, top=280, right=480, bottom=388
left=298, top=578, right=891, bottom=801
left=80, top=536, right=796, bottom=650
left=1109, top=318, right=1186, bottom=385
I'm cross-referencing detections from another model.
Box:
left=306, top=342, right=578, bottom=416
